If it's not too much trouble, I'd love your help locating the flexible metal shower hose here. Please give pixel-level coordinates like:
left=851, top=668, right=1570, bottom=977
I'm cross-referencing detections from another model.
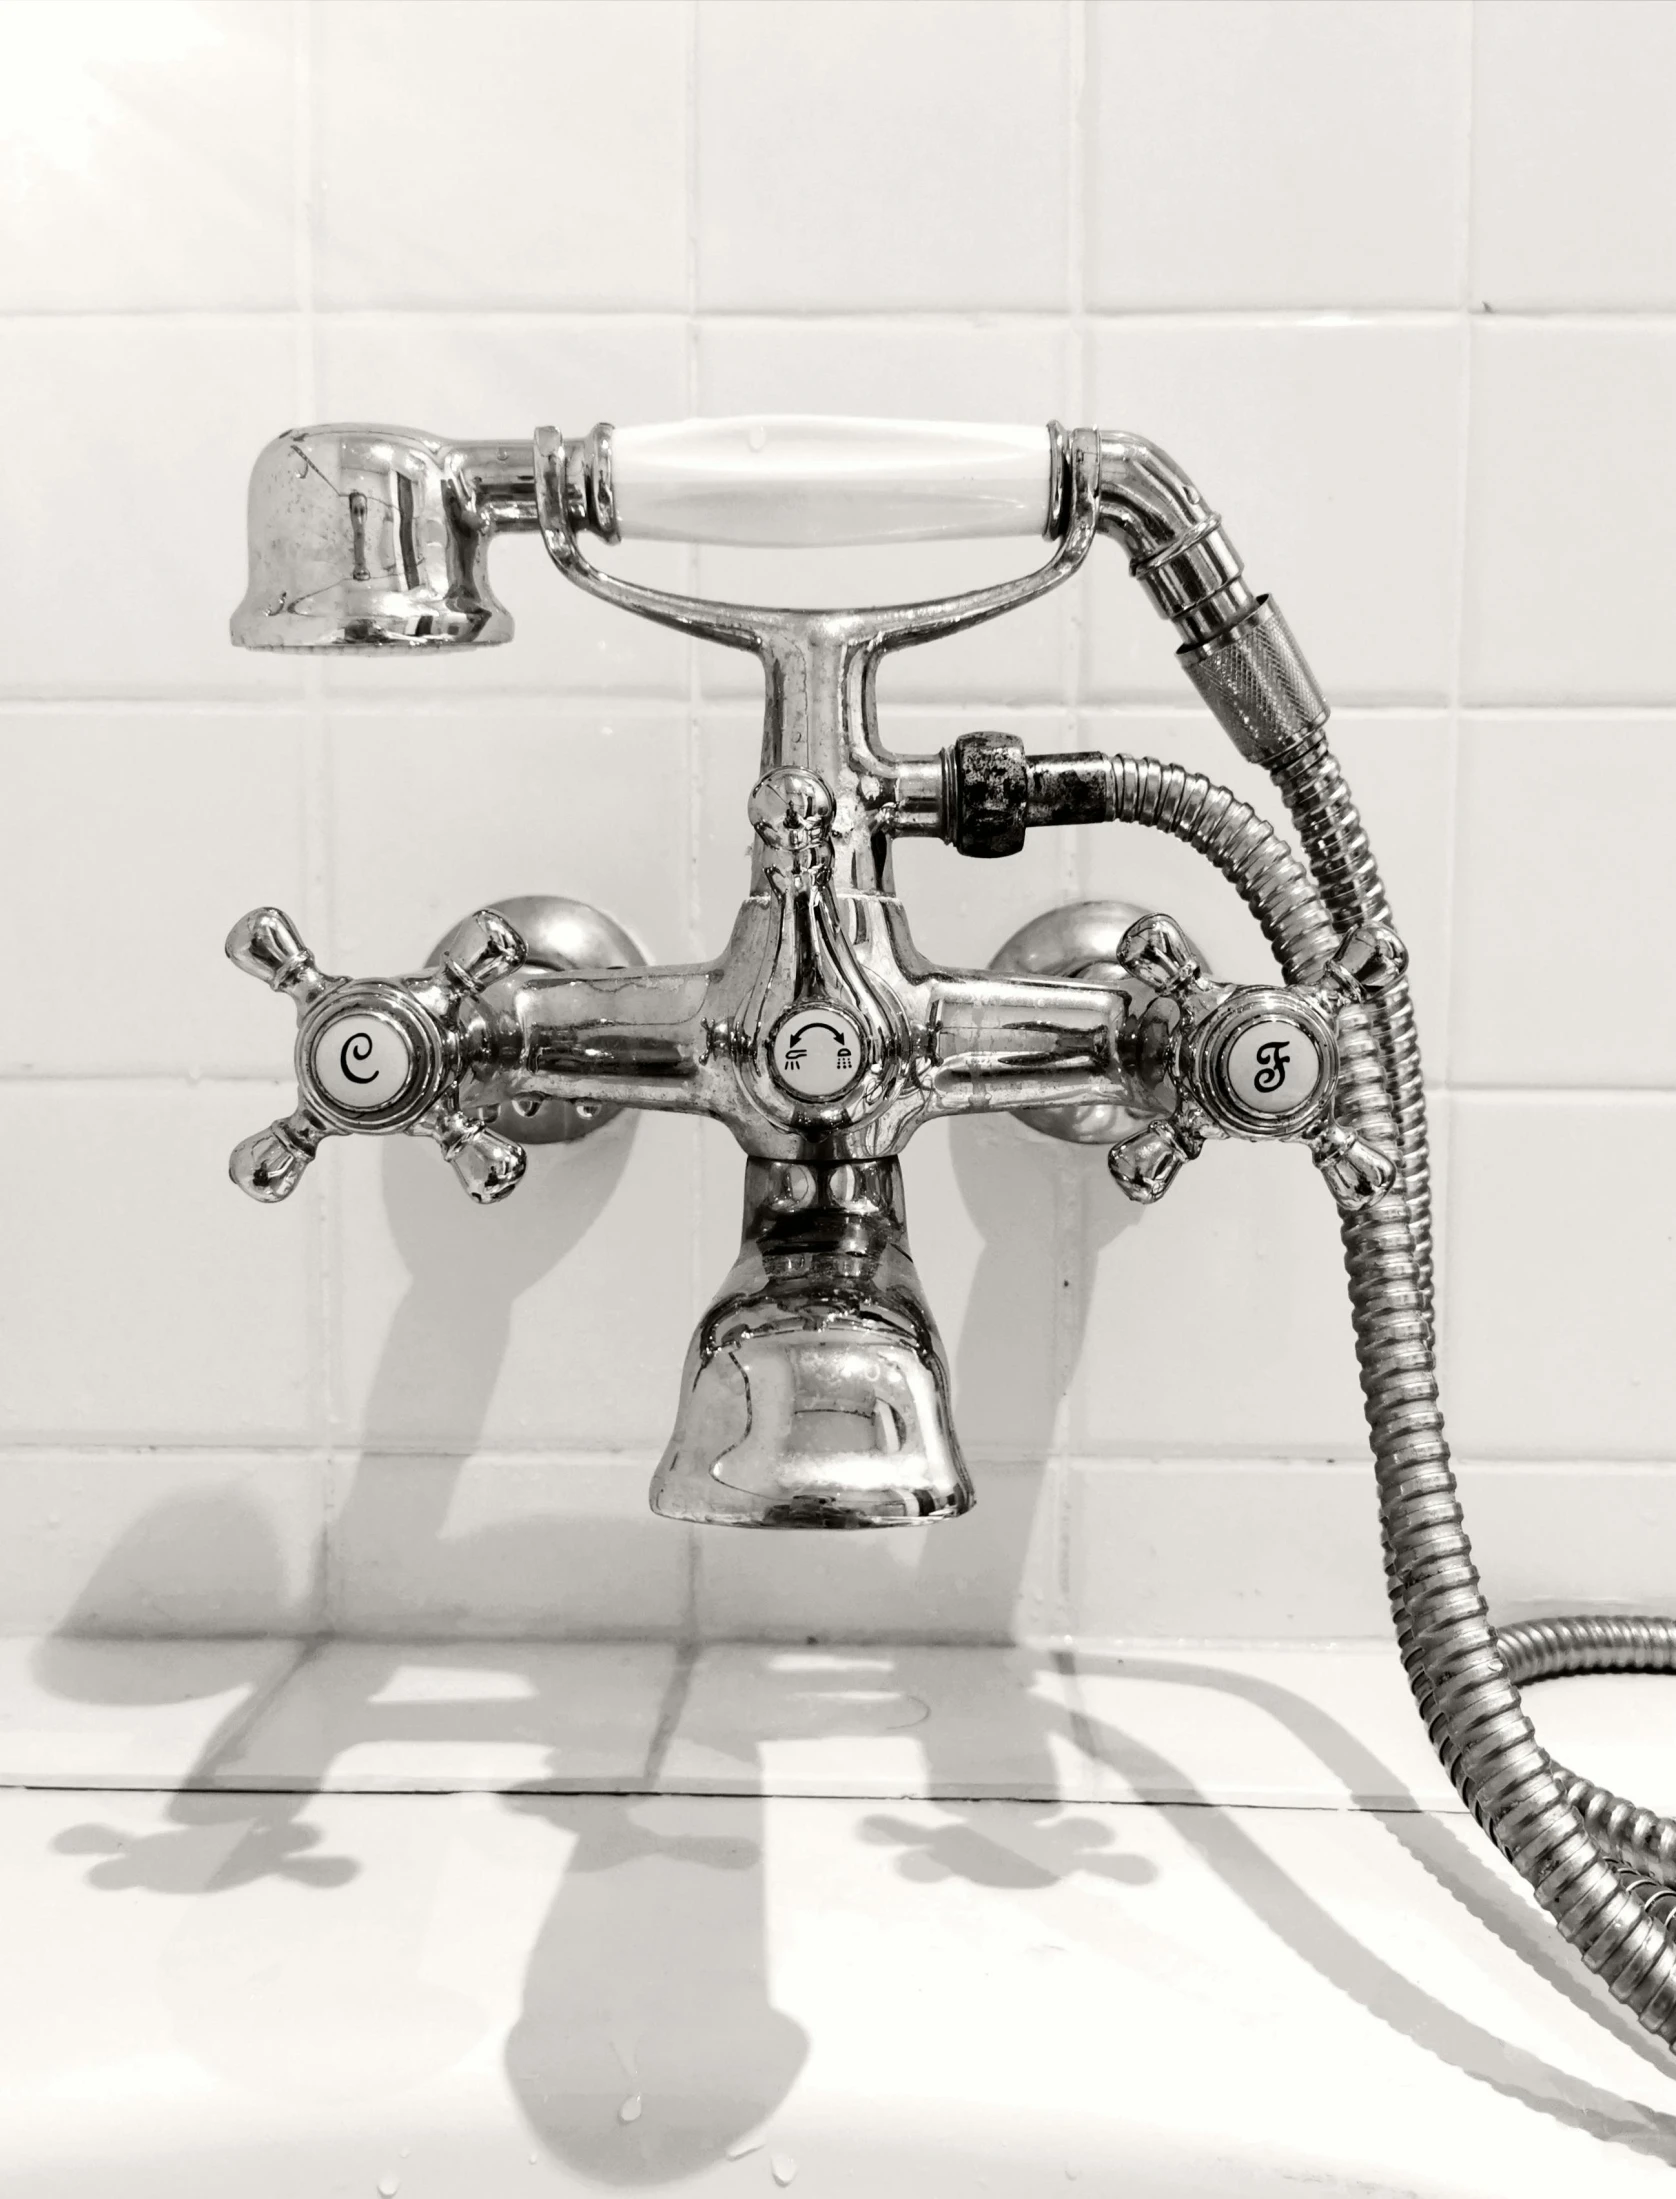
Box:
left=1106, top=745, right=1676, bottom=2043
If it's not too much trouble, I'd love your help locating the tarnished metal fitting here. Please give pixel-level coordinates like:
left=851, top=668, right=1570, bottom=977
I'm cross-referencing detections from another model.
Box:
left=946, top=729, right=1029, bottom=858
left=945, top=736, right=1118, bottom=857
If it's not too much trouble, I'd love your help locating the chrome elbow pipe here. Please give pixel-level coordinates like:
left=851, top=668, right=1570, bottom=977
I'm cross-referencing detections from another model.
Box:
left=1095, top=431, right=1328, bottom=768
left=1095, top=429, right=1254, bottom=641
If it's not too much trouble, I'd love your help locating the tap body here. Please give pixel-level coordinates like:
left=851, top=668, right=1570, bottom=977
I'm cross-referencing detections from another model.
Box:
left=226, top=415, right=1390, bottom=1529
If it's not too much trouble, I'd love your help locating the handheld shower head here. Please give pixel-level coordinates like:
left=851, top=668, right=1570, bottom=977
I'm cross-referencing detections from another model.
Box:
left=230, top=424, right=514, bottom=651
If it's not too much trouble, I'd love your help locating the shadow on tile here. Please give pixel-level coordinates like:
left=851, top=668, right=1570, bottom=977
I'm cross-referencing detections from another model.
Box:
left=1064, top=1651, right=1676, bottom=2169
left=501, top=1791, right=808, bottom=2184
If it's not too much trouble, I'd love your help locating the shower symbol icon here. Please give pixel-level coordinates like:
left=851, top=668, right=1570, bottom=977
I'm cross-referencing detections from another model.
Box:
left=769, top=1007, right=867, bottom=1100
left=784, top=1020, right=852, bottom=1071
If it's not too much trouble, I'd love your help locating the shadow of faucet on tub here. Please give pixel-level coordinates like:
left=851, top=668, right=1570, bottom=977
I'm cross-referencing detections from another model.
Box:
left=37, top=1087, right=1673, bottom=2176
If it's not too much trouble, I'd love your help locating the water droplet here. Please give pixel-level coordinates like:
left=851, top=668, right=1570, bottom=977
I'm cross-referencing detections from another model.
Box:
left=618, top=2094, right=643, bottom=2125
left=725, top=2136, right=763, bottom=2160
left=378, top=2177, right=399, bottom=2197
left=771, top=2156, right=797, bottom=2188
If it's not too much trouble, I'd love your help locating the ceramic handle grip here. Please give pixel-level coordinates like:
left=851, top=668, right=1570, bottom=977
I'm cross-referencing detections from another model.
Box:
left=608, top=416, right=1056, bottom=546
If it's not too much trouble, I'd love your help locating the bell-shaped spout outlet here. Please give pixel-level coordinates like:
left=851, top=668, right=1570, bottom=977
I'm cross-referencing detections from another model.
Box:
left=230, top=425, right=512, bottom=650
left=650, top=1157, right=972, bottom=1529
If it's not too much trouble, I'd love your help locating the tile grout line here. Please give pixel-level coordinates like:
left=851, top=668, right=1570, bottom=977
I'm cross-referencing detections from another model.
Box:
left=21, top=1072, right=1675, bottom=1099
left=9, top=1451, right=1671, bottom=1468
left=1052, top=0, right=1094, bottom=1644
left=5, top=697, right=1673, bottom=720
left=0, top=1776, right=1472, bottom=1816
left=682, top=0, right=704, bottom=1647
left=1430, top=1, right=1477, bottom=1345
left=293, top=0, right=335, bottom=1633
left=7, top=1449, right=1676, bottom=1471
left=12, top=304, right=1676, bottom=328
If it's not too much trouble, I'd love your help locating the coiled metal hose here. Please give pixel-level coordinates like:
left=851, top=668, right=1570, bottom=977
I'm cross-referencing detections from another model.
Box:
left=1267, top=731, right=1435, bottom=1331
left=1106, top=744, right=1676, bottom=2043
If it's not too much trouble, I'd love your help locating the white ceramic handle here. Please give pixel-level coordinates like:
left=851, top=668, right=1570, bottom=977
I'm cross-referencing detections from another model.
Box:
left=608, top=416, right=1054, bottom=546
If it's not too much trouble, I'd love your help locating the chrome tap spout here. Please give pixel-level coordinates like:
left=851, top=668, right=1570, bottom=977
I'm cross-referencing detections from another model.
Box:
left=651, top=1155, right=970, bottom=1530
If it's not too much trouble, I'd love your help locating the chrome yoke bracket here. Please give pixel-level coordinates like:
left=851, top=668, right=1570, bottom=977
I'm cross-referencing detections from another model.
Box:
left=532, top=423, right=1101, bottom=892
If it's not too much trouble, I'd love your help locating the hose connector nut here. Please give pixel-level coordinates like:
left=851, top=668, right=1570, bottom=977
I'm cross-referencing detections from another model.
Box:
left=946, top=730, right=1028, bottom=858
left=1178, top=597, right=1328, bottom=766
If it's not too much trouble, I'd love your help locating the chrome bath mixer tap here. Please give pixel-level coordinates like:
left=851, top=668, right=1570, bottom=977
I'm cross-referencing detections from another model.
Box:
left=226, top=409, right=1676, bottom=2055
left=226, top=416, right=1397, bottom=1529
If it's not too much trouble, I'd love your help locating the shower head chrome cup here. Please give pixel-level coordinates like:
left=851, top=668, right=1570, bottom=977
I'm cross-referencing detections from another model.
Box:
left=230, top=425, right=514, bottom=651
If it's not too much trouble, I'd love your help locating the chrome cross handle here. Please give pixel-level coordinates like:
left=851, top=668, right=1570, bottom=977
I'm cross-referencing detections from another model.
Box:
left=224, top=906, right=529, bottom=1205
left=1107, top=914, right=1406, bottom=1213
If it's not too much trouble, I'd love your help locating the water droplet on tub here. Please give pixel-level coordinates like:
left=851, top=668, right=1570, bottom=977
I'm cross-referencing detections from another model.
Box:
left=377, top=2177, right=399, bottom=2197
left=618, top=2094, right=643, bottom=2124
left=725, top=2136, right=763, bottom=2160
left=771, top=2156, right=797, bottom=2187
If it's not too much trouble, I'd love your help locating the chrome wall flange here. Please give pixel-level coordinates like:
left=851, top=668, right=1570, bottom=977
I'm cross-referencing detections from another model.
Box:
left=989, top=900, right=1209, bottom=1145
left=430, top=896, right=645, bottom=1144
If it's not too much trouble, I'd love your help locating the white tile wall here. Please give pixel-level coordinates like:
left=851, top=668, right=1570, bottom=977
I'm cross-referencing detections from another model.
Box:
left=0, top=318, right=303, bottom=697
left=313, top=3, right=690, bottom=311
left=1464, top=321, right=1676, bottom=703
left=694, top=1, right=1071, bottom=312
left=1, top=1, right=1672, bottom=1646
left=0, top=2, right=297, bottom=313
left=1452, top=715, right=1676, bottom=1087
left=1472, top=2, right=1676, bottom=312
left=312, top=317, right=695, bottom=698
left=1088, top=2, right=1472, bottom=311
left=1083, top=318, right=1467, bottom=705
